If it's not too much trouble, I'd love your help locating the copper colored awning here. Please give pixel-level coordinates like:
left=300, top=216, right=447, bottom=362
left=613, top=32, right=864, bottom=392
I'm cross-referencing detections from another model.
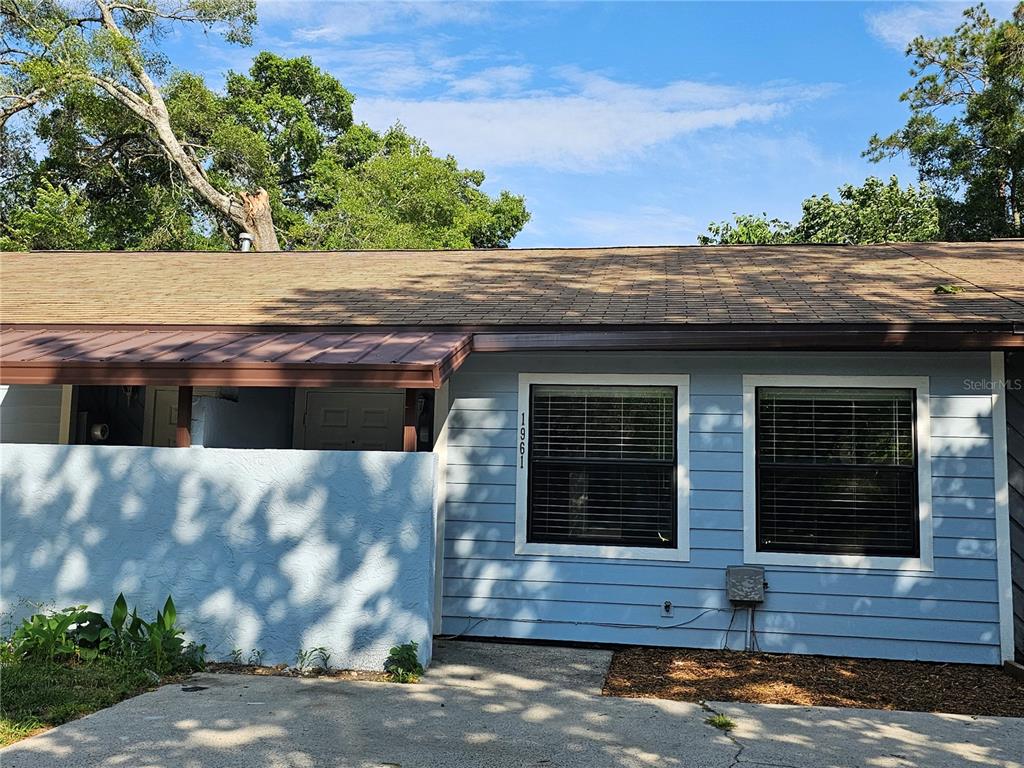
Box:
left=0, top=328, right=472, bottom=388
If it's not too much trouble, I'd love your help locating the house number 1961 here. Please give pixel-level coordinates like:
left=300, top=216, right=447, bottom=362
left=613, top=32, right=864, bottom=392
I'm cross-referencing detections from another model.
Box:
left=519, top=413, right=527, bottom=469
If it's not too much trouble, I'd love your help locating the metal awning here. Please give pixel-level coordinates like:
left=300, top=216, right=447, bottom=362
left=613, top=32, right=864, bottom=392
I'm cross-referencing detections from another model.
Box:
left=0, top=328, right=472, bottom=388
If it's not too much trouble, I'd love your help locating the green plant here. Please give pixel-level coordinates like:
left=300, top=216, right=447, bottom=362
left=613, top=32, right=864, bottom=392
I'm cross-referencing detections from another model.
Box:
left=10, top=606, right=93, bottom=662
left=229, top=648, right=244, bottom=664
left=383, top=642, right=424, bottom=683
left=247, top=649, right=264, bottom=667
left=705, top=714, right=736, bottom=732
left=295, top=647, right=330, bottom=672
left=105, top=594, right=204, bottom=675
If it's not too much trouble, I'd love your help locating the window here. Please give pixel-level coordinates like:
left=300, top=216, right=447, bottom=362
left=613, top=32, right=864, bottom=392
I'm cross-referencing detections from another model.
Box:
left=515, top=374, right=689, bottom=560
left=743, top=376, right=933, bottom=570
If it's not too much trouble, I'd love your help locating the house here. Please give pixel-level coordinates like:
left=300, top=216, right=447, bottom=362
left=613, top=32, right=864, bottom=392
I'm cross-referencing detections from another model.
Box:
left=1, top=242, right=1021, bottom=669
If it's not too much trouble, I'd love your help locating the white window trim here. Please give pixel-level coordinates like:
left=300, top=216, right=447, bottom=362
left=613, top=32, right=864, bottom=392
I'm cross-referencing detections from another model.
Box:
left=742, top=374, right=934, bottom=572
left=515, top=373, right=690, bottom=562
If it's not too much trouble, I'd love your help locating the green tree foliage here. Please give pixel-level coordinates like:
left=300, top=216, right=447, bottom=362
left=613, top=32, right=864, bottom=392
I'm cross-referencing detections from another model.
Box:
left=699, top=176, right=940, bottom=245
left=0, top=179, right=91, bottom=250
left=865, top=3, right=1024, bottom=239
left=697, top=213, right=795, bottom=245
left=0, top=0, right=276, bottom=247
left=2, top=2, right=529, bottom=251
left=303, top=125, right=529, bottom=249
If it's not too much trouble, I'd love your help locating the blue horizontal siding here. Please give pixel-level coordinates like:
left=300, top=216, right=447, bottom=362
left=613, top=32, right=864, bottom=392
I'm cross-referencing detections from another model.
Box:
left=444, top=520, right=995, bottom=554
left=441, top=351, right=1002, bottom=664
left=442, top=578, right=999, bottom=621
left=439, top=598, right=999, bottom=645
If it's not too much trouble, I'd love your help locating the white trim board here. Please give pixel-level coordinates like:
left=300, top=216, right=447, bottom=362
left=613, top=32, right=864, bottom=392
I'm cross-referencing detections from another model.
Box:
left=741, top=374, right=934, bottom=572
left=57, top=385, right=73, bottom=444
left=990, top=352, right=1014, bottom=662
left=432, top=380, right=450, bottom=630
left=514, top=373, right=691, bottom=562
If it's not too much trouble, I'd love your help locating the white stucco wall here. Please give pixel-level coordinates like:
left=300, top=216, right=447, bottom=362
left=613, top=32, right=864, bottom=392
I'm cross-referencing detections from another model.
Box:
left=0, top=445, right=437, bottom=669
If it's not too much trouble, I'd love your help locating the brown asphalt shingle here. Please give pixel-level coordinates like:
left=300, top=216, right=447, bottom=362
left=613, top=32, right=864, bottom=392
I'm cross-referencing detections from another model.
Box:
left=1, top=242, right=1022, bottom=326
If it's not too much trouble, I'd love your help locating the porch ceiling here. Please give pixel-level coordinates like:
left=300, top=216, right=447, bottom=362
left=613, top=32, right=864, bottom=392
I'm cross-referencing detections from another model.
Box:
left=0, top=327, right=472, bottom=388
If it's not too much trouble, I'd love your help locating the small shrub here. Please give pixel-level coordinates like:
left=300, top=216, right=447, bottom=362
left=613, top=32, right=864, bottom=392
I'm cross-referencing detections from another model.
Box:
left=247, top=649, right=264, bottom=666
left=106, top=594, right=204, bottom=675
left=10, top=605, right=100, bottom=662
left=8, top=593, right=204, bottom=675
left=383, top=641, right=423, bottom=683
left=229, top=648, right=244, bottom=664
left=296, top=646, right=331, bottom=672
left=705, top=714, right=736, bottom=731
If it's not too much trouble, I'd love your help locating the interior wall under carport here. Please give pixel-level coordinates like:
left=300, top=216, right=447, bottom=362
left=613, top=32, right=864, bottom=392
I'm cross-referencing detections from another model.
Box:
left=20, top=384, right=436, bottom=452
left=1006, top=350, right=1024, bottom=662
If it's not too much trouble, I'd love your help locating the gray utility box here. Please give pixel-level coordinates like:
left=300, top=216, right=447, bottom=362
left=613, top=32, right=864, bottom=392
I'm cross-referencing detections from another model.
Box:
left=726, top=565, right=766, bottom=603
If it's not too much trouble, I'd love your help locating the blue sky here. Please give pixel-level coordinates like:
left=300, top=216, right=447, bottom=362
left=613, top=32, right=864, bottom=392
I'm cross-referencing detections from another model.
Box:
left=163, top=1, right=1014, bottom=247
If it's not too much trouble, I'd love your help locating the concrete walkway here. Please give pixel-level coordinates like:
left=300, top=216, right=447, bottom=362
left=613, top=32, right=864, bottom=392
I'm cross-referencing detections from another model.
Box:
left=3, top=640, right=1022, bottom=767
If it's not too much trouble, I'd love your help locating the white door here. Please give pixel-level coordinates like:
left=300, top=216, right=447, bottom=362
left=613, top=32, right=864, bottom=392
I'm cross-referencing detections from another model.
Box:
left=150, top=387, right=179, bottom=447
left=299, top=390, right=404, bottom=451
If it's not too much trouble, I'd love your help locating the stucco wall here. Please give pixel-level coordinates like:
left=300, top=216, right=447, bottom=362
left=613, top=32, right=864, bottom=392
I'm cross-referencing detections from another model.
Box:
left=441, top=351, right=1004, bottom=664
left=1, top=445, right=437, bottom=669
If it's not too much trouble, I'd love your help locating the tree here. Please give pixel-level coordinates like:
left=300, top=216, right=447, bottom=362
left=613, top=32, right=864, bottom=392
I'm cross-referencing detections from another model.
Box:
left=0, top=0, right=286, bottom=248
left=865, top=3, right=1024, bottom=240
left=793, top=176, right=939, bottom=243
left=697, top=213, right=794, bottom=245
left=0, top=178, right=91, bottom=250
left=302, top=124, right=529, bottom=249
left=698, top=176, right=940, bottom=245
left=2, top=33, right=529, bottom=249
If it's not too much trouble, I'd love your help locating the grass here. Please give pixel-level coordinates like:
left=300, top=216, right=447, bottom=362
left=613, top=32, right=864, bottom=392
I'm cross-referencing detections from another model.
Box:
left=705, top=714, right=736, bottom=731
left=0, top=656, right=155, bottom=746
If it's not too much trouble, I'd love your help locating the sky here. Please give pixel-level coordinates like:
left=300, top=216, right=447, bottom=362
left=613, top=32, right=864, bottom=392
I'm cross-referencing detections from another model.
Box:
left=161, top=1, right=1015, bottom=247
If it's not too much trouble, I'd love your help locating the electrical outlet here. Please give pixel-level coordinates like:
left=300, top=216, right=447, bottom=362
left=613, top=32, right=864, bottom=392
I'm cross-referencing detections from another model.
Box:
left=661, top=600, right=673, bottom=618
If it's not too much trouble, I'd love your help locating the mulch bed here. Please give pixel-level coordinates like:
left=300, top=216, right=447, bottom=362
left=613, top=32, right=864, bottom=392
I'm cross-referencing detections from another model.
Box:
left=603, top=647, right=1024, bottom=717
left=204, top=662, right=389, bottom=682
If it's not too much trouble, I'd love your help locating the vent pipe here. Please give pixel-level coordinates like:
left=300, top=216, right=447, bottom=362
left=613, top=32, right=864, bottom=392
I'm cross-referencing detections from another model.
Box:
left=238, top=232, right=254, bottom=252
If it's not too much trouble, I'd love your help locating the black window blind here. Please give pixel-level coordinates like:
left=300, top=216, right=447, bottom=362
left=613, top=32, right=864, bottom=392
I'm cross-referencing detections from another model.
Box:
left=756, top=387, right=919, bottom=557
left=528, top=384, right=676, bottom=547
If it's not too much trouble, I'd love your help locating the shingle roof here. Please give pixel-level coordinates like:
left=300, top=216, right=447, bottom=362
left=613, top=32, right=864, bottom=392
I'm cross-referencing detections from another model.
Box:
left=2, top=241, right=1022, bottom=327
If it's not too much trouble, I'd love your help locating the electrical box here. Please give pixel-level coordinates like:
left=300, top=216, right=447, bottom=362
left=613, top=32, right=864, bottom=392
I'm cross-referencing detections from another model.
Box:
left=726, top=565, right=766, bottom=603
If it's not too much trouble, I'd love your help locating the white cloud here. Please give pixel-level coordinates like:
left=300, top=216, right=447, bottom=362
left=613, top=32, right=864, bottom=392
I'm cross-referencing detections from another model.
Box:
left=257, top=0, right=492, bottom=41
left=355, top=72, right=835, bottom=171
left=865, top=2, right=1014, bottom=50
left=449, top=65, right=534, bottom=96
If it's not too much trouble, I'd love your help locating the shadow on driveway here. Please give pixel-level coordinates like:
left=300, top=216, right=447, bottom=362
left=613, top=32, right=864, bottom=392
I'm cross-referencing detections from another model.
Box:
left=2, top=641, right=1021, bottom=768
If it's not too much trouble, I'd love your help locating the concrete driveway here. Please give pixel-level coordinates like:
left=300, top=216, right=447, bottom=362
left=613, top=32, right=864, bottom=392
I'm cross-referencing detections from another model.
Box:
left=3, top=640, right=1022, bottom=768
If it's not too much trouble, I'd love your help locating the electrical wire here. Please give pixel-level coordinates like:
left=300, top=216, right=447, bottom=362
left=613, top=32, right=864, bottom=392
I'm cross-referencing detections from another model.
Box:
left=438, top=617, right=488, bottom=641
left=440, top=607, right=722, bottom=640
left=721, top=607, right=739, bottom=650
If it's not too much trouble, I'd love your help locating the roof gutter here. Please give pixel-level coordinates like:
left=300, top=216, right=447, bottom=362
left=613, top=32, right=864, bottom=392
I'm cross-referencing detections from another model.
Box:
left=472, top=326, right=1024, bottom=352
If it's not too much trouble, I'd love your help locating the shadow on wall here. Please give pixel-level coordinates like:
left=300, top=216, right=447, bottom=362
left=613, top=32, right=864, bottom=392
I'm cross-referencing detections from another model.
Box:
left=0, top=445, right=437, bottom=669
